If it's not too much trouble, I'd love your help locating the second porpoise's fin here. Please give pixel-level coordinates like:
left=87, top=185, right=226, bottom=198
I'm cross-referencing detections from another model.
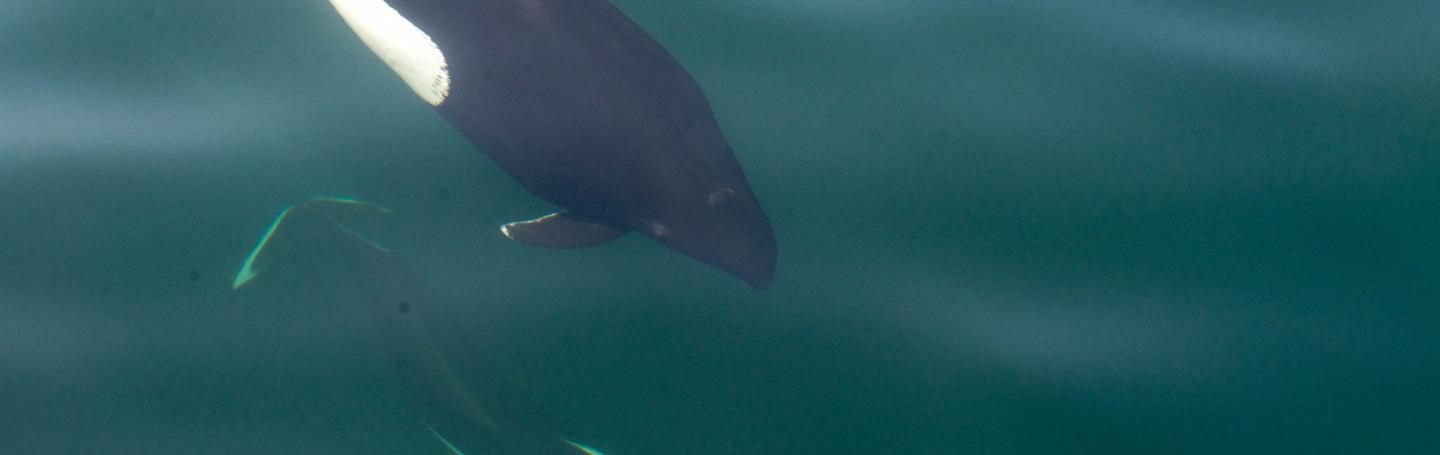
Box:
left=302, top=195, right=394, bottom=219
left=303, top=196, right=393, bottom=253
left=562, top=438, right=608, bottom=455
left=500, top=211, right=625, bottom=248
left=424, top=422, right=468, bottom=455
left=232, top=205, right=306, bottom=290
left=232, top=196, right=393, bottom=289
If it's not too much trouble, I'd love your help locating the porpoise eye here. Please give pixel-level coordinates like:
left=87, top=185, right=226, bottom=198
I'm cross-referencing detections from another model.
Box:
left=707, top=188, right=737, bottom=207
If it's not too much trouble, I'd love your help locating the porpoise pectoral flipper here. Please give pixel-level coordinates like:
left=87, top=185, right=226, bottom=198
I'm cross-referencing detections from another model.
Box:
left=500, top=212, right=626, bottom=248
left=232, top=197, right=611, bottom=455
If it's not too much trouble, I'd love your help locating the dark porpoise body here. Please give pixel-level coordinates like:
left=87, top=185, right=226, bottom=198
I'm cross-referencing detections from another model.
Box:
left=328, top=0, right=777, bottom=288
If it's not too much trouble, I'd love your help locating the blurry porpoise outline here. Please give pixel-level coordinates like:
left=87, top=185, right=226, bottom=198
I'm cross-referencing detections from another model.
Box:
left=233, top=196, right=608, bottom=455
left=324, top=0, right=777, bottom=288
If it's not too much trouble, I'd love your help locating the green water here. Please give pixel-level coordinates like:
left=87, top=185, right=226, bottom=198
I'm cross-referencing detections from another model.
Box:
left=2, top=0, right=1438, bottom=453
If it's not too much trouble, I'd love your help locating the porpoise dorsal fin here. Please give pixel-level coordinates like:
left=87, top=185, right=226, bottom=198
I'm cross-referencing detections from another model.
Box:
left=500, top=211, right=625, bottom=248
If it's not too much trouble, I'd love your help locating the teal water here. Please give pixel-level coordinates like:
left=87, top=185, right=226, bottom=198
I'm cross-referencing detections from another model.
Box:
left=2, top=0, right=1438, bottom=453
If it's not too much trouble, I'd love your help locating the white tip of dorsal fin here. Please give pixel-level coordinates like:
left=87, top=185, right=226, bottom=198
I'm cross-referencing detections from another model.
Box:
left=328, top=0, right=451, bottom=106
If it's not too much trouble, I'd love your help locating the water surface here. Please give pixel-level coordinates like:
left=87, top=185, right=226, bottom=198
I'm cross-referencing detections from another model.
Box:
left=2, top=0, right=1437, bottom=453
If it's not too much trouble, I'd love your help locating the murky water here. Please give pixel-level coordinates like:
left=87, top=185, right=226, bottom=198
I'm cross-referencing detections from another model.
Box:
left=2, top=0, right=1438, bottom=453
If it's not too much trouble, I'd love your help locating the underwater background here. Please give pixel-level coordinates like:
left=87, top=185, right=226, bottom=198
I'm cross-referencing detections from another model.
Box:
left=2, top=0, right=1438, bottom=453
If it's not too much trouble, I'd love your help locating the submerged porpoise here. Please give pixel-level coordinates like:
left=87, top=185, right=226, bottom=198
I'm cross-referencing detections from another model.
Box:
left=233, top=197, right=608, bottom=454
left=325, top=0, right=777, bottom=288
